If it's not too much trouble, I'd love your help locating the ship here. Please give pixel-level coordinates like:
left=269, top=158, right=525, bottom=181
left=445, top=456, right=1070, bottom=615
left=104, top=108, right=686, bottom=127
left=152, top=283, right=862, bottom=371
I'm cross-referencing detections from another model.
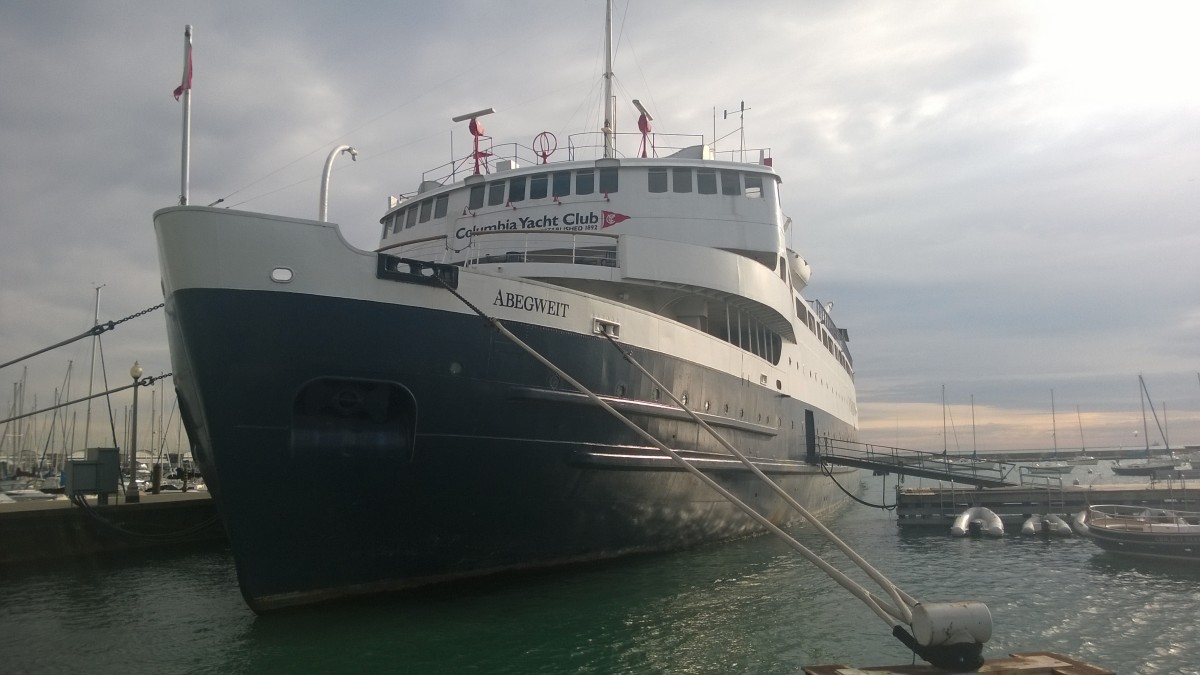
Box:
left=153, top=6, right=859, bottom=613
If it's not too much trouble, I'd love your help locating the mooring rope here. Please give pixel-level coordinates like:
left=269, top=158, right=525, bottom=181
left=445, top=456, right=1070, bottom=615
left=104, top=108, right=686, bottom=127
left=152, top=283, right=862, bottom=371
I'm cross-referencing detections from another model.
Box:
left=432, top=277, right=991, bottom=670
left=433, top=277, right=915, bottom=627
left=0, top=303, right=165, bottom=371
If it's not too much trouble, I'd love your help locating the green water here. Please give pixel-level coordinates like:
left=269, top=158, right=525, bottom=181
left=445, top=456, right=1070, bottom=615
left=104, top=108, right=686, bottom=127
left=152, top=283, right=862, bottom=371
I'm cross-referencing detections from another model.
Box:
left=2, top=463, right=1197, bottom=674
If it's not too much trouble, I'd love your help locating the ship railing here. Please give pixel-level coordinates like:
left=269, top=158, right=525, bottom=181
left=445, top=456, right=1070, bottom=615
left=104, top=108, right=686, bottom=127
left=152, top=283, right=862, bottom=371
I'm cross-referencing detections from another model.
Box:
left=566, top=132, right=708, bottom=161
left=462, top=230, right=619, bottom=268
left=419, top=131, right=732, bottom=187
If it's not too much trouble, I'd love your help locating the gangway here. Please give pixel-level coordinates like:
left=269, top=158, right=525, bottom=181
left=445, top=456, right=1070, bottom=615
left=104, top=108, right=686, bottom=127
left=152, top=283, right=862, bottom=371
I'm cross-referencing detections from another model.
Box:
left=817, top=440, right=1023, bottom=488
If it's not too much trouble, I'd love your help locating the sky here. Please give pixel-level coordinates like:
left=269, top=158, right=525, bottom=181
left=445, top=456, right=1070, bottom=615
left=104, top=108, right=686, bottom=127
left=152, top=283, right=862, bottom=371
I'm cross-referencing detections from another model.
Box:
left=1, top=0, right=1197, bottom=457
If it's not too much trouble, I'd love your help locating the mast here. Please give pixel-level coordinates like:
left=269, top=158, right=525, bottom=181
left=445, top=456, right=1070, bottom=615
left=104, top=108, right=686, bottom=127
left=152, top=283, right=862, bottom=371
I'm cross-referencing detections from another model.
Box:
left=1076, top=405, right=1086, bottom=453
left=970, top=394, right=976, bottom=460
left=1139, top=375, right=1150, bottom=456
left=82, top=284, right=103, bottom=453
left=602, top=0, right=615, bottom=158
left=178, top=25, right=193, bottom=206
left=1050, top=389, right=1057, bottom=458
left=941, top=384, right=947, bottom=455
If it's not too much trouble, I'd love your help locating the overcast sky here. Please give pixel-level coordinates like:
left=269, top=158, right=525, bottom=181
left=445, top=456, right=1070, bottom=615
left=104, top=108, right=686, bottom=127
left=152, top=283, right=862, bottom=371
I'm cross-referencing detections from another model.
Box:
left=1, top=1, right=1197, bottom=456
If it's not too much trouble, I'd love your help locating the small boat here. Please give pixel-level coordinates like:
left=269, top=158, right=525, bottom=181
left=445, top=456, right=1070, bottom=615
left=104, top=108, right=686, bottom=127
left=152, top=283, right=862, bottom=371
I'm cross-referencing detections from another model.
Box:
left=1021, top=514, right=1072, bottom=536
left=950, top=507, right=1004, bottom=537
left=1085, top=504, right=1200, bottom=562
left=1063, top=455, right=1097, bottom=466
left=1111, top=458, right=1177, bottom=475
left=1025, top=461, right=1072, bottom=474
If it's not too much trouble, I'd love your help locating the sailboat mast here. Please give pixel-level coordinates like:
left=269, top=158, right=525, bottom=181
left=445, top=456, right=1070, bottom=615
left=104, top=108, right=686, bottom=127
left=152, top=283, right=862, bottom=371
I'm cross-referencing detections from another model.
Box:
left=1076, top=405, right=1086, bottom=452
left=970, top=394, right=977, bottom=459
left=1050, top=389, right=1057, bottom=457
left=82, top=284, right=103, bottom=452
left=941, top=384, right=947, bottom=455
left=1139, top=375, right=1150, bottom=455
left=602, top=0, right=615, bottom=158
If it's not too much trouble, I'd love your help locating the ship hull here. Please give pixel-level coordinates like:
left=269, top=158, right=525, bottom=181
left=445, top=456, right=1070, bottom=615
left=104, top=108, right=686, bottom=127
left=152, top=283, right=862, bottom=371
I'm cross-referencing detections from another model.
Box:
left=156, top=207, right=859, bottom=612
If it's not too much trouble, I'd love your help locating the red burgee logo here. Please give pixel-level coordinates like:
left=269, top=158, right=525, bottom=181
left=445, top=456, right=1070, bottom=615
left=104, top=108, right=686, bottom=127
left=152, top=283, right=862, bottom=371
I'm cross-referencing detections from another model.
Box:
left=601, top=210, right=630, bottom=228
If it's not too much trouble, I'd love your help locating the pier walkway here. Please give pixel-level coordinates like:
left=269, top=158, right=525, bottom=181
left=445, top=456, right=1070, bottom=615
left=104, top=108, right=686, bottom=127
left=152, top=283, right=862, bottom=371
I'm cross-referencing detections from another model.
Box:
left=815, top=440, right=1034, bottom=488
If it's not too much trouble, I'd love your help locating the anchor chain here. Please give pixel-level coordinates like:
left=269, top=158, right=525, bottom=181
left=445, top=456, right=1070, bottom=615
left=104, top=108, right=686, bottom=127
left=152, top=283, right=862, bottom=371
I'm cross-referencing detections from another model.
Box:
left=0, top=303, right=165, bottom=370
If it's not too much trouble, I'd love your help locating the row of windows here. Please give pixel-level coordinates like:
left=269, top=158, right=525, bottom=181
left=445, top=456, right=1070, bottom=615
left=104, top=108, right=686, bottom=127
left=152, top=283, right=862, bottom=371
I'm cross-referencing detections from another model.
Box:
left=647, top=168, right=764, bottom=198
left=385, top=166, right=772, bottom=237
left=467, top=167, right=620, bottom=211
left=795, top=299, right=852, bottom=376
left=386, top=194, right=449, bottom=235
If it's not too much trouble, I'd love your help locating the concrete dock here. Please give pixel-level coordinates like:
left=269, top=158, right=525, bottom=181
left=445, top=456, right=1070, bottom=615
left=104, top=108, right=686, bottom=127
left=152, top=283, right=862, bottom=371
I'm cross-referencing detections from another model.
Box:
left=0, top=490, right=225, bottom=565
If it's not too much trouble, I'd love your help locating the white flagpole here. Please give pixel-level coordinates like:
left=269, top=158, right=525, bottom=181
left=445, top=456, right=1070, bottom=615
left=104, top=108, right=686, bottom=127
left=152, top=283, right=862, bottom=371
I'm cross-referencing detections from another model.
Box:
left=179, top=25, right=193, bottom=206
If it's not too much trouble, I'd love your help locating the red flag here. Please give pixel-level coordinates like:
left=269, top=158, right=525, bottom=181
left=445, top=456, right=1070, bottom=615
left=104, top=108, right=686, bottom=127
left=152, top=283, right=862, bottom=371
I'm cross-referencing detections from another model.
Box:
left=601, top=210, right=630, bottom=228
left=173, top=40, right=192, bottom=100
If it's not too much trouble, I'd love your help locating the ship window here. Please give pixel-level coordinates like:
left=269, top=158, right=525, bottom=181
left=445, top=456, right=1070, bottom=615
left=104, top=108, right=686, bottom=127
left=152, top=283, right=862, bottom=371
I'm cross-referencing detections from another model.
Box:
left=487, top=181, right=505, bottom=206
left=433, top=194, right=448, bottom=218
left=529, top=173, right=549, bottom=200
left=647, top=168, right=668, bottom=193
left=745, top=174, right=763, bottom=198
left=672, top=168, right=692, bottom=193
left=418, top=199, right=433, bottom=223
left=697, top=169, right=717, bottom=194
left=721, top=170, right=741, bottom=196
left=405, top=207, right=418, bottom=229
left=553, top=171, right=572, bottom=198
left=599, top=167, right=618, bottom=194
left=509, top=176, right=527, bottom=203
left=576, top=170, right=595, bottom=195
left=468, top=185, right=485, bottom=210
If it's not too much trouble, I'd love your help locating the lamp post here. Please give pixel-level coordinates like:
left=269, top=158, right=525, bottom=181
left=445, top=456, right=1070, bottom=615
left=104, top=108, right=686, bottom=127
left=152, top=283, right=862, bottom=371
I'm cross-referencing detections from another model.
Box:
left=126, top=361, right=143, bottom=503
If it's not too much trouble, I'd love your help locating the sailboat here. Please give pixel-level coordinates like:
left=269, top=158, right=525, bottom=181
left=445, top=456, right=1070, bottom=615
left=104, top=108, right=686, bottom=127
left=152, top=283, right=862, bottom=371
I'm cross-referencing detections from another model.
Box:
left=1063, top=405, right=1096, bottom=465
left=1113, top=376, right=1177, bottom=476
left=1026, top=390, right=1072, bottom=474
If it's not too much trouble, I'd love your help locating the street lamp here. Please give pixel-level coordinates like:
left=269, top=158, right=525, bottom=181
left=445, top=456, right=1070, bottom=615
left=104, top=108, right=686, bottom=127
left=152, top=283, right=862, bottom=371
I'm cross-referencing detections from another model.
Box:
left=126, top=361, right=143, bottom=503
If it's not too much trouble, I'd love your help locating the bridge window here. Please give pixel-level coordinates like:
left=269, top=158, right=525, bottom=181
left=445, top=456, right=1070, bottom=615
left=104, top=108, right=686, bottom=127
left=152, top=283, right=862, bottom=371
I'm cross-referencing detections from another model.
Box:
left=508, top=176, right=527, bottom=203
left=434, top=195, right=448, bottom=218
left=405, top=207, right=418, bottom=229
left=529, top=173, right=548, bottom=200
left=469, top=185, right=484, bottom=210
left=697, top=169, right=717, bottom=194
left=673, top=168, right=692, bottom=193
left=418, top=199, right=432, bottom=223
left=487, top=181, right=505, bottom=206
left=648, top=168, right=668, bottom=193
left=745, top=174, right=763, bottom=198
left=553, top=171, right=571, bottom=198
left=576, top=170, right=595, bottom=195
left=720, top=170, right=741, bottom=196
left=599, top=167, right=618, bottom=194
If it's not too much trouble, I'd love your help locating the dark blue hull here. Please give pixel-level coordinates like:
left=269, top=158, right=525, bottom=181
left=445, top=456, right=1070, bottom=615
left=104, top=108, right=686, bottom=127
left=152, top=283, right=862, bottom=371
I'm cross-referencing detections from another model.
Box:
left=167, top=287, right=858, bottom=612
left=1087, top=526, right=1200, bottom=562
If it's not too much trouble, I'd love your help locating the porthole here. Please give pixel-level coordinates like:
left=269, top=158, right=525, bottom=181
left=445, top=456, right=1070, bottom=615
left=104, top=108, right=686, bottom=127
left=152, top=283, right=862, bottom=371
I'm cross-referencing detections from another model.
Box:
left=269, top=267, right=294, bottom=283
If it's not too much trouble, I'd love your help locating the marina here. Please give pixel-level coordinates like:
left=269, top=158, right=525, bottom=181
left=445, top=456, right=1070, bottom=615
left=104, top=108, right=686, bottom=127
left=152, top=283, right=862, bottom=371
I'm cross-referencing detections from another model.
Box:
left=0, top=474, right=1178, bottom=673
